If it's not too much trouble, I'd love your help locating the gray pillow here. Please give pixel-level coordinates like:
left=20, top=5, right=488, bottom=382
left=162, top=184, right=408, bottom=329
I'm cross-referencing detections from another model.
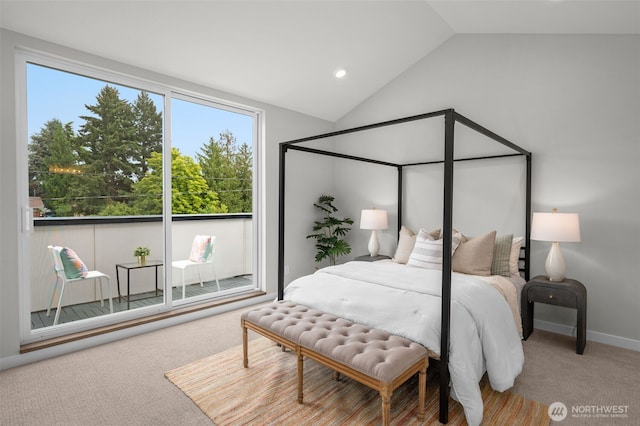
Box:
left=491, top=234, right=513, bottom=276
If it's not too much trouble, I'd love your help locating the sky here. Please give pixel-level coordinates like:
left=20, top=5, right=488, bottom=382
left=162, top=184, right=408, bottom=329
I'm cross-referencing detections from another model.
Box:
left=27, top=63, right=254, bottom=160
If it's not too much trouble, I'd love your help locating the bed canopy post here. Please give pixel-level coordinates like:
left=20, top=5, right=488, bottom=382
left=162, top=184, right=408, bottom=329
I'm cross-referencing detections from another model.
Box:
left=278, top=143, right=287, bottom=300
left=525, top=154, right=532, bottom=281
left=439, top=109, right=455, bottom=424
left=397, top=166, right=403, bottom=237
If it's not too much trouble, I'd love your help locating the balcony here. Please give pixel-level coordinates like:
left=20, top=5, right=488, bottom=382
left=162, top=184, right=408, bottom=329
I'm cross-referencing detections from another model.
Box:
left=29, top=214, right=254, bottom=330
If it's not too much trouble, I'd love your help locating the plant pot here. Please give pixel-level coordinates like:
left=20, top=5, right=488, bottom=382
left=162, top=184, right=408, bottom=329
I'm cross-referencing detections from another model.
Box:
left=137, top=256, right=147, bottom=266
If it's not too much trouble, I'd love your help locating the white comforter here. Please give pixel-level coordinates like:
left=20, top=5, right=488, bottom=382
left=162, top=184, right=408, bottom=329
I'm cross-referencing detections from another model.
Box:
left=283, top=260, right=524, bottom=426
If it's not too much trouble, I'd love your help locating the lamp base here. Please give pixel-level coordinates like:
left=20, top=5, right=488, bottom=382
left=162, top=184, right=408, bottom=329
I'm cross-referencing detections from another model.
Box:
left=368, top=230, right=379, bottom=257
left=545, top=242, right=566, bottom=282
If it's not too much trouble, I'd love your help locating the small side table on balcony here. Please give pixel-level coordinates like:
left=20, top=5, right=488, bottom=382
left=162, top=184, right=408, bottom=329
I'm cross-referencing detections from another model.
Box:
left=116, top=260, right=163, bottom=309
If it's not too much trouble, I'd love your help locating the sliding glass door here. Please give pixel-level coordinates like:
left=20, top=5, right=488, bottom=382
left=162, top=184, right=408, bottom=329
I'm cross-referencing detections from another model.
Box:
left=24, top=59, right=167, bottom=334
left=19, top=51, right=260, bottom=343
left=169, top=95, right=255, bottom=304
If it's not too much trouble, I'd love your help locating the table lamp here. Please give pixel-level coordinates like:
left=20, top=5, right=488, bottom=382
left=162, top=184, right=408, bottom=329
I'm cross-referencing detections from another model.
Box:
left=531, top=208, right=581, bottom=281
left=360, top=208, right=388, bottom=257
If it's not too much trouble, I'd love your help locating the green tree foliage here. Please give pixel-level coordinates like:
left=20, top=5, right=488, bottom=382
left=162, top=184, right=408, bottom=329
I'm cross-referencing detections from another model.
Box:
left=76, top=85, right=137, bottom=214
left=99, top=201, right=139, bottom=217
left=234, top=142, right=253, bottom=212
left=41, top=121, right=81, bottom=216
left=28, top=84, right=249, bottom=218
left=133, top=148, right=227, bottom=215
left=132, top=91, right=163, bottom=179
left=197, top=130, right=252, bottom=213
left=28, top=119, right=75, bottom=200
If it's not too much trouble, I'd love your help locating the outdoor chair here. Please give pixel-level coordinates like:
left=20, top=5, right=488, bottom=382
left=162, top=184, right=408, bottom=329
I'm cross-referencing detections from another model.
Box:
left=172, top=235, right=220, bottom=299
left=47, top=245, right=113, bottom=325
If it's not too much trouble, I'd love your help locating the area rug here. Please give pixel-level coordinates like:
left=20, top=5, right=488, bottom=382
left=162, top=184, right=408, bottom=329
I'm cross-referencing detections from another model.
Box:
left=165, top=337, right=549, bottom=425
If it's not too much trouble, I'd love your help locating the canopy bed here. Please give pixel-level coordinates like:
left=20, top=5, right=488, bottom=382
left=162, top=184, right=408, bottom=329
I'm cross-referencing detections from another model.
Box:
left=277, top=108, right=532, bottom=425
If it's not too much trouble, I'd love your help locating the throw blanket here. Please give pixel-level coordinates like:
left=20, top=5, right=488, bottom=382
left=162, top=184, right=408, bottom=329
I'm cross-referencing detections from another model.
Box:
left=476, top=275, right=523, bottom=338
left=283, top=261, right=524, bottom=426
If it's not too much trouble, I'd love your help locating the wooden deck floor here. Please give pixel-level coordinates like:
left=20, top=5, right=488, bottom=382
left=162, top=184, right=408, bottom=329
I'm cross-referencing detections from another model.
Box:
left=31, top=275, right=253, bottom=329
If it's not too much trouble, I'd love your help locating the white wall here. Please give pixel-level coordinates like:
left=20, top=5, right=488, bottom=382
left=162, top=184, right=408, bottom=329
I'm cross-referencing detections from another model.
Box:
left=0, top=29, right=333, bottom=364
left=334, top=35, right=640, bottom=345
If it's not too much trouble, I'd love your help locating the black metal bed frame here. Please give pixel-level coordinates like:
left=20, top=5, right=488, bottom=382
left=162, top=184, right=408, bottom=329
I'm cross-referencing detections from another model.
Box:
left=277, top=108, right=532, bottom=424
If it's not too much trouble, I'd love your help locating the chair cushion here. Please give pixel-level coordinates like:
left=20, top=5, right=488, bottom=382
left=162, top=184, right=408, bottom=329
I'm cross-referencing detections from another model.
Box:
left=59, top=247, right=89, bottom=279
left=188, top=235, right=212, bottom=263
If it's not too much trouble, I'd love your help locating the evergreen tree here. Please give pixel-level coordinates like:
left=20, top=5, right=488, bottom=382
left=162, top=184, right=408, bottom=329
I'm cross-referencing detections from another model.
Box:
left=234, top=142, right=253, bottom=212
left=197, top=135, right=231, bottom=207
left=76, top=85, right=137, bottom=214
left=197, top=130, right=252, bottom=213
left=132, top=91, right=163, bottom=180
left=28, top=119, right=75, bottom=200
left=133, top=148, right=227, bottom=215
left=41, top=121, right=80, bottom=216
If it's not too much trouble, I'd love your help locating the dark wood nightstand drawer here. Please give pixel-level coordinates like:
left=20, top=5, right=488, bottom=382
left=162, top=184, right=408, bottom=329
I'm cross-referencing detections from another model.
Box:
left=527, top=285, right=577, bottom=308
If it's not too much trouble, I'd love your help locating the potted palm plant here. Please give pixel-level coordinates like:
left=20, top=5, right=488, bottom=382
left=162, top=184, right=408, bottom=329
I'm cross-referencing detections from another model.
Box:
left=306, top=195, right=353, bottom=266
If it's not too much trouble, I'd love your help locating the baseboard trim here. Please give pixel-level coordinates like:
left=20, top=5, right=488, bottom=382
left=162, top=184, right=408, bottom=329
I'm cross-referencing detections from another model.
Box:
left=533, top=319, right=640, bottom=352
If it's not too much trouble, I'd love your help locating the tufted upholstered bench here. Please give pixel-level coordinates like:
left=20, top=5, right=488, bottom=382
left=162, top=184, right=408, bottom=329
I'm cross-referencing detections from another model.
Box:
left=241, top=301, right=428, bottom=425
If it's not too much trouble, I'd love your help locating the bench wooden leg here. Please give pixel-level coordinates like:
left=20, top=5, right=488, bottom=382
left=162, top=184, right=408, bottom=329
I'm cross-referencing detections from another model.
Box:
left=242, top=321, right=248, bottom=368
left=418, top=363, right=427, bottom=421
left=380, top=385, right=392, bottom=426
left=296, top=346, right=304, bottom=403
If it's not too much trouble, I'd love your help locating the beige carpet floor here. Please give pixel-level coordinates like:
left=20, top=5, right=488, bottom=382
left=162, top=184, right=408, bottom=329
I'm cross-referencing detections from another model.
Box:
left=1, top=301, right=638, bottom=425
left=512, top=330, right=640, bottom=425
left=165, top=336, right=549, bottom=425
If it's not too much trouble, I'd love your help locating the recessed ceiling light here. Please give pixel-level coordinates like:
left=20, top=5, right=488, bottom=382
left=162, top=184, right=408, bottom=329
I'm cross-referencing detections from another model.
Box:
left=334, top=69, right=347, bottom=79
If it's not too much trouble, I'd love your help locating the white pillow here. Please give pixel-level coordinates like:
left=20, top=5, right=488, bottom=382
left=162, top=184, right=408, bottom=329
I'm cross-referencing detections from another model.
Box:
left=392, top=226, right=416, bottom=264
left=407, top=228, right=462, bottom=270
left=510, top=236, right=524, bottom=276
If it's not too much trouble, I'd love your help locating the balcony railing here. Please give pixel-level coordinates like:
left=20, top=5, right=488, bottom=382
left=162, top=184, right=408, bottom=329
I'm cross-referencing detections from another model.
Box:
left=30, top=214, right=254, bottom=319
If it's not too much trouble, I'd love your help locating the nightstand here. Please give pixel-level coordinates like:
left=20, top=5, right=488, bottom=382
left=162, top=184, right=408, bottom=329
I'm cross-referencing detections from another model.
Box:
left=521, top=275, right=587, bottom=354
left=354, top=254, right=391, bottom=262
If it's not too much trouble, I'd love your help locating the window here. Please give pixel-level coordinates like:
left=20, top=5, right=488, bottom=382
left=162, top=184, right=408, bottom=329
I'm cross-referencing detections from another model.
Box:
left=19, top=51, right=260, bottom=342
left=27, top=63, right=165, bottom=218
left=171, top=96, right=254, bottom=215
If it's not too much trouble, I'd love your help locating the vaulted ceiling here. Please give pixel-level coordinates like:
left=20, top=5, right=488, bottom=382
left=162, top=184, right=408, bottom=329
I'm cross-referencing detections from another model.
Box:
left=1, top=1, right=638, bottom=121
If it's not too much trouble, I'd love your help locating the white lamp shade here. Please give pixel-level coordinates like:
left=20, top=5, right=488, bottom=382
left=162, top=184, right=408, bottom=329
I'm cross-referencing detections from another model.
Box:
left=531, top=212, right=581, bottom=242
left=531, top=210, right=581, bottom=281
left=360, top=209, right=388, bottom=230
